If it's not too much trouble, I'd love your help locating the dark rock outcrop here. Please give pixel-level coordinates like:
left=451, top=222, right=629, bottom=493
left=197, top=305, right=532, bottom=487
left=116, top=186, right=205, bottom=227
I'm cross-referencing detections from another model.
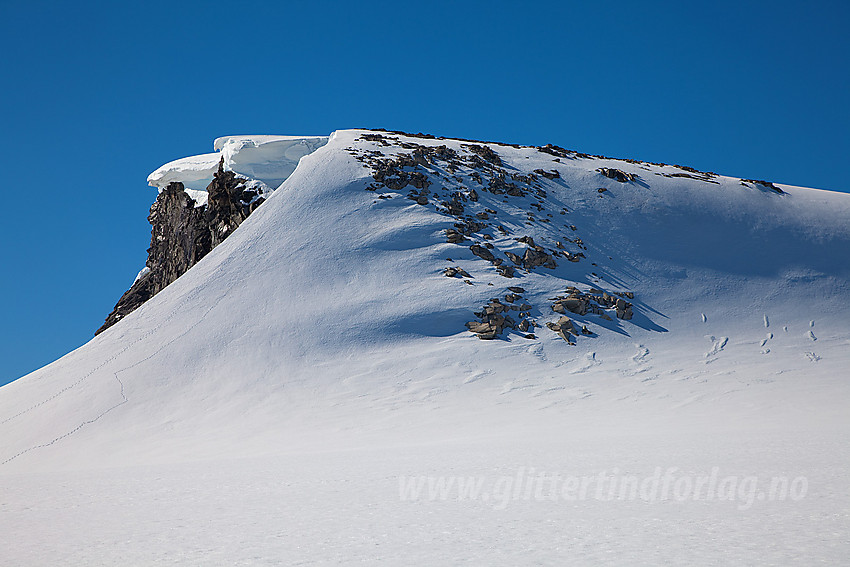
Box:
left=469, top=244, right=498, bottom=264
left=444, top=266, right=472, bottom=279
left=445, top=229, right=466, bottom=244
left=96, top=160, right=266, bottom=334
left=508, top=236, right=558, bottom=271
left=547, top=316, right=577, bottom=343
left=462, top=144, right=502, bottom=166
left=741, top=178, right=784, bottom=194
left=206, top=161, right=266, bottom=248
left=598, top=167, right=637, bottom=183
left=533, top=168, right=560, bottom=180
left=467, top=294, right=535, bottom=340
left=548, top=287, right=636, bottom=324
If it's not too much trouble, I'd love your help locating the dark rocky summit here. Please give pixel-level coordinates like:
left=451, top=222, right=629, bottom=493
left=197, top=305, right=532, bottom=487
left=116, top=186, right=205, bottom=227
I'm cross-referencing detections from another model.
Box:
left=96, top=160, right=265, bottom=334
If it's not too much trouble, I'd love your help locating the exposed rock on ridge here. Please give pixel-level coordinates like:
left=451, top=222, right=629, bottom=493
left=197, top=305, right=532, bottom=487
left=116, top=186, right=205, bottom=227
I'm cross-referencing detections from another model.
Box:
left=96, top=160, right=265, bottom=334
left=350, top=130, right=649, bottom=345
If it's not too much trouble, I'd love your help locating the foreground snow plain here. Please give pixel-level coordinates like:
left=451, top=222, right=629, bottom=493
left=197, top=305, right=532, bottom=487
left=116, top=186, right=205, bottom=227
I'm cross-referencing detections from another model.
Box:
left=1, top=130, right=848, bottom=565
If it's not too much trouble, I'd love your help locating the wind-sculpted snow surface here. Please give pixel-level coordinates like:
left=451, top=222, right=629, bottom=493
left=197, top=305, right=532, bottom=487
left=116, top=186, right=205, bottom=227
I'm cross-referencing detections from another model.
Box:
left=148, top=134, right=329, bottom=191
left=1, top=130, right=849, bottom=565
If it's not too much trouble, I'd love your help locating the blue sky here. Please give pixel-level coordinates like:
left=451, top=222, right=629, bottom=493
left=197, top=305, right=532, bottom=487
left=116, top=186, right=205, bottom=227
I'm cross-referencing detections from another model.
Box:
left=1, top=1, right=848, bottom=385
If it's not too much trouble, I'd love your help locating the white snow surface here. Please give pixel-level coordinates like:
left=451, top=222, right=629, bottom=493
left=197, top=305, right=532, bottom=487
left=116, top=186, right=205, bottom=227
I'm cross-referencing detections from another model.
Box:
left=146, top=151, right=221, bottom=192
left=132, top=265, right=150, bottom=285
left=2, top=129, right=849, bottom=565
left=147, top=134, right=328, bottom=192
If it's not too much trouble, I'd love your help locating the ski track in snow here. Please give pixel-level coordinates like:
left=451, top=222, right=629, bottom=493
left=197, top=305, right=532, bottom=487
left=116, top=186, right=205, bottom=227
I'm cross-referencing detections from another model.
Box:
left=1, top=376, right=127, bottom=466
left=0, top=297, right=190, bottom=426
left=1, top=285, right=235, bottom=466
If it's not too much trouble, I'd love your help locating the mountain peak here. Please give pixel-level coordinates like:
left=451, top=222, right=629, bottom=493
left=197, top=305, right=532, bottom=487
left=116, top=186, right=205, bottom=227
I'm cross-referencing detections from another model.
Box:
left=3, top=127, right=849, bottom=471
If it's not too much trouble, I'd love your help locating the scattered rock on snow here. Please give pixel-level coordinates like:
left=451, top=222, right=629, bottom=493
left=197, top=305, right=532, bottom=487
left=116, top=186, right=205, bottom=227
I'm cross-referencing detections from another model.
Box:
left=445, top=229, right=466, bottom=244
left=444, top=266, right=472, bottom=278
left=533, top=168, right=560, bottom=180
left=466, top=297, right=527, bottom=339
left=470, top=244, right=497, bottom=263
left=598, top=167, right=637, bottom=182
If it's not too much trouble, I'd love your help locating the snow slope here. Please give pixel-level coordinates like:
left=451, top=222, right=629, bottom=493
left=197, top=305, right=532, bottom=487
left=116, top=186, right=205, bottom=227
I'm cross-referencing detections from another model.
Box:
left=1, top=129, right=849, bottom=565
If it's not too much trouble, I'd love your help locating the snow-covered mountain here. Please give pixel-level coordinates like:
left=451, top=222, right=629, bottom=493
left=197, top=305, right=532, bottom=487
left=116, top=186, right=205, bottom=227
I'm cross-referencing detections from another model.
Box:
left=2, top=129, right=848, bottom=565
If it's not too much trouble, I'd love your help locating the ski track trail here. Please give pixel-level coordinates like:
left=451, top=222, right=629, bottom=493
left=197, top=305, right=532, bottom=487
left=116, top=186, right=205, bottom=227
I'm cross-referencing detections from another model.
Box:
left=0, top=283, right=235, bottom=466
left=0, top=311, right=179, bottom=427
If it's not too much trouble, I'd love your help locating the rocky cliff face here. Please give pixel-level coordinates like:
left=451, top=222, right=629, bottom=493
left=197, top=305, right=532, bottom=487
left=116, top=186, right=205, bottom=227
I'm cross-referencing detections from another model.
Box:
left=97, top=159, right=266, bottom=334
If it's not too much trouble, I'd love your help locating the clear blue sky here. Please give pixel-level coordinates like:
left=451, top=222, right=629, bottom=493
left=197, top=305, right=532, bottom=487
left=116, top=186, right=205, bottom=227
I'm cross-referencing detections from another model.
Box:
left=1, top=1, right=848, bottom=386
